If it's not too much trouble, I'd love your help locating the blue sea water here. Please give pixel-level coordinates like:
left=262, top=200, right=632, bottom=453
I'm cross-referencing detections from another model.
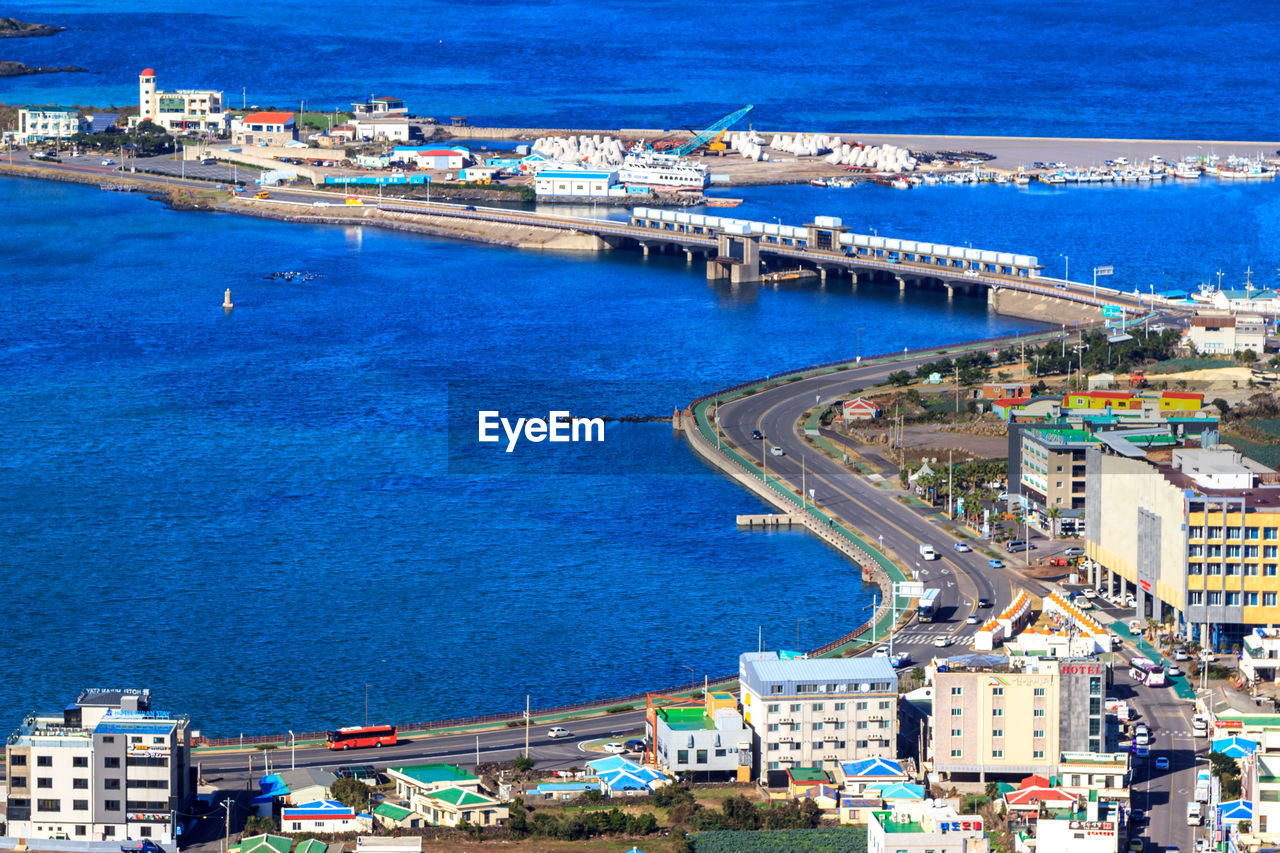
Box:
left=3, top=0, right=1280, bottom=139
left=5, top=0, right=1280, bottom=735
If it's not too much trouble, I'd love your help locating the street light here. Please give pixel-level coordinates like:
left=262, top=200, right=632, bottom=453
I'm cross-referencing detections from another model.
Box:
left=289, top=730, right=295, bottom=770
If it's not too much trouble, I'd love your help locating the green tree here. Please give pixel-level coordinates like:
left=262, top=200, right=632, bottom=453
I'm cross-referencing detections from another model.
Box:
left=244, top=815, right=277, bottom=835
left=1241, top=349, right=1258, bottom=364
left=887, top=370, right=913, bottom=387
left=1046, top=507, right=1061, bottom=539
left=513, top=754, right=535, bottom=772
left=330, top=777, right=370, bottom=810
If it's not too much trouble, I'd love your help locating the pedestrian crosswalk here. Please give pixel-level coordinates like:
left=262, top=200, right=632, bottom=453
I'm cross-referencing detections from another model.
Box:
left=892, top=630, right=978, bottom=645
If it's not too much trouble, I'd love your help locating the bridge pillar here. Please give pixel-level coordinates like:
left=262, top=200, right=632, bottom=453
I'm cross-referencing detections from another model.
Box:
left=685, top=247, right=694, bottom=264
left=819, top=266, right=828, bottom=282
left=708, top=232, right=761, bottom=284
left=945, top=282, right=954, bottom=300
left=639, top=242, right=651, bottom=257
left=896, top=275, right=908, bottom=292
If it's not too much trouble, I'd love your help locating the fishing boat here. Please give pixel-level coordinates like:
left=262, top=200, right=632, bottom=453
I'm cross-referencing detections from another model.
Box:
left=705, top=197, right=743, bottom=207
left=890, top=177, right=910, bottom=190
left=617, top=150, right=710, bottom=189
left=1173, top=163, right=1201, bottom=179
left=1013, top=173, right=1030, bottom=186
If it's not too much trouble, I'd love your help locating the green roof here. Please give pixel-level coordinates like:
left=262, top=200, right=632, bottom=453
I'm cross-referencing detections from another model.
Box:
left=661, top=707, right=715, bottom=731
left=373, top=802, right=413, bottom=820
left=234, top=835, right=292, bottom=853
left=294, top=841, right=327, bottom=853
left=427, top=786, right=493, bottom=807
left=390, top=764, right=478, bottom=786
left=787, top=767, right=831, bottom=783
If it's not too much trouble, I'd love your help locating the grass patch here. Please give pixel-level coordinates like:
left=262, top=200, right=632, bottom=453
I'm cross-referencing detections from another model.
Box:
left=296, top=110, right=353, bottom=130
left=1146, top=357, right=1228, bottom=374
left=692, top=828, right=867, bottom=852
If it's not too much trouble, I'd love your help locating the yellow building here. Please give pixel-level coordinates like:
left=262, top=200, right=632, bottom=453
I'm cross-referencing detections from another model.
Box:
left=1158, top=391, right=1205, bottom=413
left=1086, top=445, right=1280, bottom=651
left=1064, top=391, right=1141, bottom=411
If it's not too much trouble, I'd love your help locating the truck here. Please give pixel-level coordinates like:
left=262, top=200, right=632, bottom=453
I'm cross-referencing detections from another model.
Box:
left=1195, top=769, right=1211, bottom=802
left=917, top=587, right=942, bottom=623
left=919, top=543, right=938, bottom=561
left=1186, top=801, right=1203, bottom=825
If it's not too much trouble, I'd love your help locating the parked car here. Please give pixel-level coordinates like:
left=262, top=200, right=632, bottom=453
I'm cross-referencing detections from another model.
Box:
left=1005, top=540, right=1035, bottom=553
left=1173, top=649, right=1189, bottom=661
left=1063, top=546, right=1085, bottom=557
left=1199, top=650, right=1215, bottom=662
left=1167, top=666, right=1183, bottom=677
left=547, top=726, right=573, bottom=739
left=750, top=429, right=763, bottom=440
left=954, top=542, right=971, bottom=553
left=769, top=446, right=784, bottom=457
left=1049, top=557, right=1070, bottom=567
left=602, top=742, right=627, bottom=754
left=1083, top=588, right=1097, bottom=598
left=624, top=739, right=646, bottom=752
left=988, top=559, right=1004, bottom=569
left=1127, top=841, right=1143, bottom=853
left=121, top=843, right=163, bottom=853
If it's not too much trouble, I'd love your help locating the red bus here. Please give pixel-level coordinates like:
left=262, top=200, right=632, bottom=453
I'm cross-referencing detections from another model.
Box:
left=326, top=724, right=397, bottom=750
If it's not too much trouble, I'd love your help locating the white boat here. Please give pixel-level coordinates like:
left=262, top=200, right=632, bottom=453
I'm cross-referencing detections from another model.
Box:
left=1044, top=173, right=1066, bottom=185
left=1174, top=163, right=1201, bottom=179
left=1013, top=173, right=1030, bottom=186
left=618, top=150, right=710, bottom=188
left=923, top=174, right=940, bottom=185
left=890, top=177, right=910, bottom=190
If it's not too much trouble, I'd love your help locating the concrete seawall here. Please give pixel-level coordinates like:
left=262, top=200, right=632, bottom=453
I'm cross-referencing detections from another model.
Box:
left=988, top=286, right=1104, bottom=325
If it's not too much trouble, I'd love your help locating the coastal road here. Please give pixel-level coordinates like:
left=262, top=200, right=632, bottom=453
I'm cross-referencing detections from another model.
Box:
left=195, top=708, right=650, bottom=783
left=1118, top=670, right=1200, bottom=851
left=714, top=343, right=1059, bottom=664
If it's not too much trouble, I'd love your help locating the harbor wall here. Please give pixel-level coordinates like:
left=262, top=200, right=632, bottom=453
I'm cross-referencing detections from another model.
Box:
left=988, top=286, right=1104, bottom=325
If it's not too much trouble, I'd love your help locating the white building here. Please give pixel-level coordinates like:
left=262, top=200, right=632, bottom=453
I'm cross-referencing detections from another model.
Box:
left=132, top=68, right=227, bottom=134
left=280, top=799, right=371, bottom=834
left=17, top=106, right=82, bottom=144
left=4, top=689, right=191, bottom=844
left=867, top=802, right=989, bottom=853
left=533, top=168, right=618, bottom=197
left=1242, top=628, right=1280, bottom=684
left=1186, top=312, right=1267, bottom=355
left=231, top=112, right=297, bottom=148
left=739, top=652, right=898, bottom=778
left=350, top=116, right=411, bottom=142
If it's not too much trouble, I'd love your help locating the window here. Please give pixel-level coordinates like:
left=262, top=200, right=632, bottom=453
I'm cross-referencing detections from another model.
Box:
left=36, top=756, right=52, bottom=767
left=992, top=749, right=1004, bottom=758
left=1247, top=546, right=1260, bottom=558
left=72, top=756, right=87, bottom=768
left=1246, top=563, right=1259, bottom=576
left=696, top=749, right=708, bottom=764
left=879, top=700, right=892, bottom=709
left=1249, top=593, right=1260, bottom=606
left=1228, top=526, right=1242, bottom=539
left=813, top=722, right=824, bottom=731
left=104, top=778, right=120, bottom=790
left=950, top=749, right=962, bottom=757
left=1189, top=591, right=1204, bottom=605
left=1034, top=709, right=1045, bottom=717
left=992, top=708, right=1004, bottom=716
left=1267, top=564, right=1279, bottom=577
left=857, top=720, right=869, bottom=729
left=1189, top=526, right=1204, bottom=538
left=1266, top=592, right=1278, bottom=607
left=812, top=703, right=824, bottom=712
left=1266, top=528, right=1278, bottom=540
left=833, top=702, right=846, bottom=711
left=1208, top=592, right=1222, bottom=606
left=75, top=826, right=86, bottom=837
left=72, top=778, right=88, bottom=789
left=11, top=776, right=26, bottom=787
left=1248, top=527, right=1260, bottom=539
left=992, top=729, right=1004, bottom=738
left=73, top=800, right=88, bottom=811
left=1034, top=729, right=1045, bottom=738
left=1209, top=526, right=1223, bottom=539
left=104, top=827, right=115, bottom=838
left=991, top=687, right=1004, bottom=696
left=37, top=799, right=60, bottom=812
left=790, top=703, right=802, bottom=712
left=952, top=728, right=963, bottom=737
left=37, top=778, right=52, bottom=788
left=10, top=755, right=26, bottom=766
left=1033, top=687, right=1045, bottom=696
left=834, top=721, right=846, bottom=730
left=1033, top=749, right=1045, bottom=759
left=951, top=686, right=963, bottom=695
left=1267, top=546, right=1279, bottom=558
left=767, top=704, right=779, bottom=713
left=951, top=708, right=963, bottom=716
left=856, top=701, right=868, bottom=711
left=1227, top=592, right=1241, bottom=606
left=104, top=757, right=120, bottom=768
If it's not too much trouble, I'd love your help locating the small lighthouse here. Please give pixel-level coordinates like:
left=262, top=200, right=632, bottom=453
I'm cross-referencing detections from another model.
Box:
left=223, top=288, right=234, bottom=312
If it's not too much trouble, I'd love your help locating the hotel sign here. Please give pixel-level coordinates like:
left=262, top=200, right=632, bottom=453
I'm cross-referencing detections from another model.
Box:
left=939, top=818, right=983, bottom=833
left=1068, top=820, right=1115, bottom=835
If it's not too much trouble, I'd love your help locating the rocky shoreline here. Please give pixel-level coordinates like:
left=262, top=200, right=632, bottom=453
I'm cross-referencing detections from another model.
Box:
left=0, top=17, right=65, bottom=38
left=0, top=60, right=86, bottom=77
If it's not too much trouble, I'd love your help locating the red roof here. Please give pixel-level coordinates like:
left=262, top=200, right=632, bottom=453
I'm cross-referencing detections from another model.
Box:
left=1020, top=774, right=1052, bottom=789
left=413, top=149, right=464, bottom=157
left=240, top=111, right=295, bottom=124
left=1161, top=391, right=1204, bottom=400
left=1004, top=785, right=1077, bottom=806
left=140, top=68, right=156, bottom=77
left=992, top=396, right=1032, bottom=409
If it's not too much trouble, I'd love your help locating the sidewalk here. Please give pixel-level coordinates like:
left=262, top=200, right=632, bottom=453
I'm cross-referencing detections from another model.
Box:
left=1106, top=619, right=1196, bottom=701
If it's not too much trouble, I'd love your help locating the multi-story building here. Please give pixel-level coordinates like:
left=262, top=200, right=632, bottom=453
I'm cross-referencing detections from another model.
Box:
left=739, top=652, right=898, bottom=778
left=929, top=654, right=1107, bottom=779
left=647, top=692, right=751, bottom=782
left=132, top=68, right=228, bottom=134
left=351, top=96, right=407, bottom=118
left=4, top=689, right=191, bottom=843
left=231, top=112, right=297, bottom=148
left=17, top=107, right=82, bottom=144
left=1086, top=445, right=1280, bottom=651
left=1019, top=426, right=1094, bottom=535
left=1242, top=628, right=1280, bottom=684
left=867, top=803, right=989, bottom=853
left=1186, top=311, right=1267, bottom=355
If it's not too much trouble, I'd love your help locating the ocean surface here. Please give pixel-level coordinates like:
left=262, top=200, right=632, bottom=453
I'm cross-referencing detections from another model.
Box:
left=3, top=0, right=1280, bottom=139
left=4, top=0, right=1280, bottom=736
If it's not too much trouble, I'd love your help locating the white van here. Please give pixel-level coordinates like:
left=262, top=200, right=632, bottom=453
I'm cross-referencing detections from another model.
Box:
left=919, top=544, right=938, bottom=561
left=1128, top=619, right=1144, bottom=634
left=1187, top=801, right=1203, bottom=825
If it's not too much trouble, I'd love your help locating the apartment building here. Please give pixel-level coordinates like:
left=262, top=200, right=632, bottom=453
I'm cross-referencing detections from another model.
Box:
left=929, top=655, right=1106, bottom=779
left=1186, top=312, right=1267, bottom=355
left=17, top=107, right=82, bottom=144
left=4, top=689, right=191, bottom=843
left=1086, top=444, right=1280, bottom=651
left=647, top=692, right=751, bottom=781
left=132, top=68, right=228, bottom=134
left=739, top=652, right=898, bottom=778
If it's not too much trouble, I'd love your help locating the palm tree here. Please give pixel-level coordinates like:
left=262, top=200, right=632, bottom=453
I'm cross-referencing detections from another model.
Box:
left=1046, top=507, right=1061, bottom=540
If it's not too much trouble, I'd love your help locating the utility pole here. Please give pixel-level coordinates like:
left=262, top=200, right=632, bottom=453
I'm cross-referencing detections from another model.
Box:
left=524, top=695, right=530, bottom=757
left=801, top=456, right=806, bottom=511
left=223, top=799, right=231, bottom=853
left=954, top=366, right=960, bottom=414
left=948, top=450, right=954, bottom=518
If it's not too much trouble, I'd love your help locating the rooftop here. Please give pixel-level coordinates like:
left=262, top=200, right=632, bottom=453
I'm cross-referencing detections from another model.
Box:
left=739, top=651, right=897, bottom=689
left=658, top=707, right=715, bottom=731
left=787, top=767, right=831, bottom=783
left=389, top=764, right=478, bottom=786
left=372, top=802, right=412, bottom=820
left=240, top=111, right=295, bottom=124
left=426, top=786, right=495, bottom=807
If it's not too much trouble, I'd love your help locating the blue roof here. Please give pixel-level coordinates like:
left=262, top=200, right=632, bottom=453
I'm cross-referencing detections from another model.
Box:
left=89, top=114, right=118, bottom=133
left=874, top=782, right=925, bottom=800
left=1218, top=800, right=1253, bottom=821
left=1212, top=736, right=1258, bottom=758
left=598, top=768, right=662, bottom=791
left=586, top=755, right=640, bottom=774
left=842, top=757, right=906, bottom=778
left=95, top=722, right=175, bottom=735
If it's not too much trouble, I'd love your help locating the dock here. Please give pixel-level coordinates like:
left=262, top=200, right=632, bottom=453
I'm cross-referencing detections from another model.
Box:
left=737, top=514, right=798, bottom=528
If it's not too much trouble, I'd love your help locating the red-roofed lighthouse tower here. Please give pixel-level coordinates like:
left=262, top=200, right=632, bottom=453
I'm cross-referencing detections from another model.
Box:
left=139, top=68, right=156, bottom=123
